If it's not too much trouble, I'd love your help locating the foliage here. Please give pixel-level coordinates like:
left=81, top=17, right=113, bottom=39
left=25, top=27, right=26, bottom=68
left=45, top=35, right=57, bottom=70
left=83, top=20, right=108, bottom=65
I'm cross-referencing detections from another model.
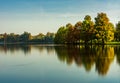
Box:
left=115, top=21, right=120, bottom=41
left=80, top=15, right=95, bottom=44
left=19, top=32, right=31, bottom=42
left=54, top=26, right=67, bottom=44
left=55, top=12, right=115, bottom=44
left=74, top=21, right=82, bottom=43
left=55, top=22, right=82, bottom=44
left=0, top=32, right=55, bottom=44
left=66, top=23, right=75, bottom=43
left=94, top=13, right=114, bottom=43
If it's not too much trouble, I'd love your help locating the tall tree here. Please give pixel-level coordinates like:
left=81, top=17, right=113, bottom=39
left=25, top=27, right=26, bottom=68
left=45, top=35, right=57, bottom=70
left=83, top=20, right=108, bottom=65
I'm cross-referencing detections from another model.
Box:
left=54, top=26, right=67, bottom=44
left=45, top=32, right=55, bottom=43
left=95, top=13, right=114, bottom=43
left=3, top=33, right=7, bottom=44
left=19, top=32, right=31, bottom=42
left=81, top=15, right=94, bottom=44
left=74, top=21, right=82, bottom=43
left=115, top=21, right=120, bottom=41
left=66, top=23, right=75, bottom=43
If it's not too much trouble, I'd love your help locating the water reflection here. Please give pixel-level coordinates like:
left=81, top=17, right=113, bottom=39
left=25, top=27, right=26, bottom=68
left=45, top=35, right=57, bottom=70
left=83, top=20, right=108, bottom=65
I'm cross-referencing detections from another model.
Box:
left=55, top=45, right=114, bottom=76
left=0, top=45, right=119, bottom=76
left=0, top=45, right=31, bottom=54
left=114, top=46, right=120, bottom=65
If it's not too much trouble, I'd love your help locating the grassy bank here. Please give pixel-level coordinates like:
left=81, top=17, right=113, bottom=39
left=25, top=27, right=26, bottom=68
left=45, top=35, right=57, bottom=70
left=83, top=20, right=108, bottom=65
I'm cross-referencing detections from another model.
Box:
left=105, top=42, right=120, bottom=45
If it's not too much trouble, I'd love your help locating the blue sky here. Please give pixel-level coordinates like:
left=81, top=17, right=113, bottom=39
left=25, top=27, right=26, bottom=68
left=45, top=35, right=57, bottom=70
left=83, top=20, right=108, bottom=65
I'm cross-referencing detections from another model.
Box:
left=0, top=0, right=120, bottom=35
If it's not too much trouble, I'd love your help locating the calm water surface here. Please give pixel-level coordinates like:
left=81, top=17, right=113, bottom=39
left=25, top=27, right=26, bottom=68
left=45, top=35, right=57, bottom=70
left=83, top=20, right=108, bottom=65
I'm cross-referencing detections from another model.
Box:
left=0, top=45, right=120, bottom=83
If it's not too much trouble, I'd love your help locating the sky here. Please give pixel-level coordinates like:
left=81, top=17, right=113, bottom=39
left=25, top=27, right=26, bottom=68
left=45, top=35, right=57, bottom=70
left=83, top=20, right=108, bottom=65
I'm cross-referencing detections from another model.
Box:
left=0, top=0, right=120, bottom=35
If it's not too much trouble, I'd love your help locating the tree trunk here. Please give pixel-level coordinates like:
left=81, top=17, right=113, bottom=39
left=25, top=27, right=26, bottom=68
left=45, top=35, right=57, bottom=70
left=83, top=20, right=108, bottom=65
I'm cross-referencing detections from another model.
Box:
left=102, top=38, right=105, bottom=44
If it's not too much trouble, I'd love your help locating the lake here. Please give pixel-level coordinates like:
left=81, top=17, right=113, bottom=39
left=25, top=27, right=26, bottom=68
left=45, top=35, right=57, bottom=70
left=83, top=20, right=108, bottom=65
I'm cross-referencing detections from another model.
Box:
left=0, top=45, right=120, bottom=83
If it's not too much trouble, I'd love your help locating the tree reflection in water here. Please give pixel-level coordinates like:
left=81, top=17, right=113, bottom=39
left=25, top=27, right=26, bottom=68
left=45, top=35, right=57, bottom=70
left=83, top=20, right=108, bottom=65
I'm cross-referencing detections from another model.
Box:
left=0, top=44, right=31, bottom=55
left=0, top=44, right=119, bottom=76
left=55, top=45, right=114, bottom=76
left=114, top=46, right=120, bottom=65
left=95, top=46, right=114, bottom=75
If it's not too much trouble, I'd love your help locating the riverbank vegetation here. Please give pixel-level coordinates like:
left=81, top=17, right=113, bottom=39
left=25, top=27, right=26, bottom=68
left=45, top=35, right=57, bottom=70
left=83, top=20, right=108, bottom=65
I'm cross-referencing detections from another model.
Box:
left=0, top=32, right=55, bottom=44
left=0, top=12, right=120, bottom=45
left=55, top=12, right=115, bottom=44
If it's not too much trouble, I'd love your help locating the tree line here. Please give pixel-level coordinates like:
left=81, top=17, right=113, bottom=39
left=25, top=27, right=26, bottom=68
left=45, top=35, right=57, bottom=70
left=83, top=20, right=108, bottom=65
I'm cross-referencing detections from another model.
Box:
left=55, top=12, right=120, bottom=44
left=0, top=32, right=55, bottom=44
left=0, top=12, right=120, bottom=44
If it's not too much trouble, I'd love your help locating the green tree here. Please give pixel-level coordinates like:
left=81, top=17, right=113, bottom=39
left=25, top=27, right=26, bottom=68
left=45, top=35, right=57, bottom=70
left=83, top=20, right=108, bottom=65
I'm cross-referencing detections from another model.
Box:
left=74, top=21, right=82, bottom=43
left=54, top=26, right=67, bottom=44
left=81, top=15, right=94, bottom=44
left=31, top=33, right=45, bottom=43
left=35, top=33, right=45, bottom=39
left=19, top=32, right=31, bottom=42
left=95, top=13, right=114, bottom=43
left=7, top=33, right=19, bottom=42
left=45, top=32, right=55, bottom=43
left=115, top=21, right=120, bottom=41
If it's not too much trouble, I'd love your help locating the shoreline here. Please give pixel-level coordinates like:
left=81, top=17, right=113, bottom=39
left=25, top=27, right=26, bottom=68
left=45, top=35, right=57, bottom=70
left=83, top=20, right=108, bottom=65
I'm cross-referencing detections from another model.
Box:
left=0, top=42, right=120, bottom=45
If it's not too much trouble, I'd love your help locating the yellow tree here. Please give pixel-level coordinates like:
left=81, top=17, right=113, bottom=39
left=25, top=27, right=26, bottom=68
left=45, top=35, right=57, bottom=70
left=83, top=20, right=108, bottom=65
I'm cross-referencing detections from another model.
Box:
left=95, top=13, right=114, bottom=44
